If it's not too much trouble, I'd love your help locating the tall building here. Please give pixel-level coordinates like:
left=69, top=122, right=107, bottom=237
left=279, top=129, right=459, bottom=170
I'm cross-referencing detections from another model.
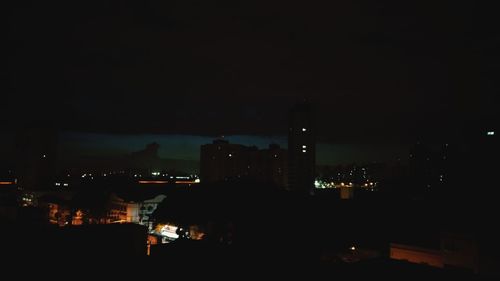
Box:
left=248, top=144, right=288, bottom=187
left=288, top=102, right=315, bottom=193
left=200, top=139, right=288, bottom=187
left=14, top=128, right=58, bottom=190
left=408, top=141, right=434, bottom=194
left=200, top=139, right=248, bottom=183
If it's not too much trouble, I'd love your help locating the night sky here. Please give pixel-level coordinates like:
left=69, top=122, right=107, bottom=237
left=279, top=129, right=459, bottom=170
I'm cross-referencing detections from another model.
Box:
left=4, top=1, right=498, bottom=166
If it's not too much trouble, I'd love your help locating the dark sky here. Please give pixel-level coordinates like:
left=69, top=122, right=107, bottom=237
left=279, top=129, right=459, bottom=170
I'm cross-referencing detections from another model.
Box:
left=4, top=1, right=498, bottom=165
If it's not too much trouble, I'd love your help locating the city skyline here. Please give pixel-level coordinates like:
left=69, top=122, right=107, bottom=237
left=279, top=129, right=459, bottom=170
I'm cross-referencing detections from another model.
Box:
left=3, top=1, right=499, bottom=275
left=0, top=131, right=411, bottom=171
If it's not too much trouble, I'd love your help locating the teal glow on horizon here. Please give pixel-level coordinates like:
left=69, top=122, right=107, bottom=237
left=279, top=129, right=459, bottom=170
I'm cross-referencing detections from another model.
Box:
left=59, top=132, right=408, bottom=166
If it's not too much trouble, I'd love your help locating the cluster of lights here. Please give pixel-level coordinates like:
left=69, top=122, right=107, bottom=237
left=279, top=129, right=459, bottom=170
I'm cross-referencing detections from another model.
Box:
left=81, top=173, right=93, bottom=179
left=314, top=180, right=378, bottom=189
left=314, top=179, right=341, bottom=189
left=21, top=193, right=35, bottom=207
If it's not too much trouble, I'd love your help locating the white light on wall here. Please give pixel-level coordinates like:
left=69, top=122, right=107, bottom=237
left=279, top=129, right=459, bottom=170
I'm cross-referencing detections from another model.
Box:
left=302, top=149, right=307, bottom=153
left=160, top=225, right=179, bottom=239
left=302, top=128, right=307, bottom=132
left=487, top=131, right=495, bottom=136
left=228, top=153, right=232, bottom=157
left=302, top=145, right=307, bottom=148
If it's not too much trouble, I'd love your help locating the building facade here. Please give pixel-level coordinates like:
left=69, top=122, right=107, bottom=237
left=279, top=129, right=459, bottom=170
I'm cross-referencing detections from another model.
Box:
left=288, top=102, right=315, bottom=193
left=200, top=140, right=288, bottom=187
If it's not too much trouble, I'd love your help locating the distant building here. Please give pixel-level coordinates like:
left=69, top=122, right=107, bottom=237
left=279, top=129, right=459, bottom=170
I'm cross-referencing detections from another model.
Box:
left=200, top=140, right=288, bottom=187
left=126, top=202, right=140, bottom=223
left=14, top=128, right=58, bottom=190
left=407, top=122, right=497, bottom=199
left=288, top=102, right=315, bottom=193
left=70, top=192, right=136, bottom=225
left=408, top=142, right=434, bottom=193
left=247, top=143, right=288, bottom=187
left=200, top=139, right=248, bottom=183
left=264, top=144, right=288, bottom=187
left=407, top=141, right=460, bottom=198
left=37, top=192, right=74, bottom=225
